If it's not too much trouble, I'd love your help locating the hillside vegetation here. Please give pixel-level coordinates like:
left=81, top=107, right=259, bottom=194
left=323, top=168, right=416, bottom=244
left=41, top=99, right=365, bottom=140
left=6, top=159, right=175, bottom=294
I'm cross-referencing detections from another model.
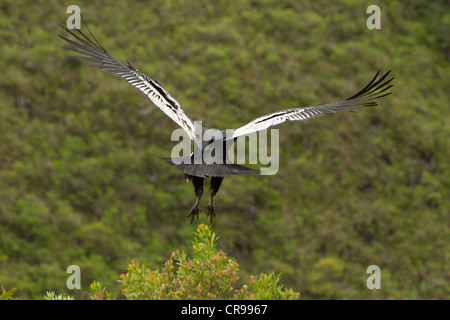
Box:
left=0, top=0, right=448, bottom=299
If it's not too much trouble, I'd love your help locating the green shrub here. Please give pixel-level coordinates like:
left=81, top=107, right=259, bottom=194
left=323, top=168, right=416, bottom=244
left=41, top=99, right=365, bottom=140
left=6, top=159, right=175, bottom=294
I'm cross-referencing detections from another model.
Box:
left=0, top=288, right=17, bottom=300
left=91, top=224, right=299, bottom=300
left=44, top=291, right=74, bottom=300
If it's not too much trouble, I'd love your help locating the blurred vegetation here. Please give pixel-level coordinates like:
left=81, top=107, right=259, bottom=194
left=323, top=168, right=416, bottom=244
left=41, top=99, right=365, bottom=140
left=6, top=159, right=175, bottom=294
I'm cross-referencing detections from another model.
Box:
left=0, top=0, right=448, bottom=299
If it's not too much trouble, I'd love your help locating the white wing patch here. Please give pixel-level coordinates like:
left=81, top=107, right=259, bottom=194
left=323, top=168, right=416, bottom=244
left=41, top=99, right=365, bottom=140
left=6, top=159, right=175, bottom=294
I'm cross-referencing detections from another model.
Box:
left=231, top=107, right=329, bottom=138
left=118, top=71, right=195, bottom=139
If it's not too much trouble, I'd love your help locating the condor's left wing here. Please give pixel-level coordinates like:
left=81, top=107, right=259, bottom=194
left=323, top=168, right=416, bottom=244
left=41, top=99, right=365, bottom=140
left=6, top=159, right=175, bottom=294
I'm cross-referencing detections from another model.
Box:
left=59, top=26, right=196, bottom=140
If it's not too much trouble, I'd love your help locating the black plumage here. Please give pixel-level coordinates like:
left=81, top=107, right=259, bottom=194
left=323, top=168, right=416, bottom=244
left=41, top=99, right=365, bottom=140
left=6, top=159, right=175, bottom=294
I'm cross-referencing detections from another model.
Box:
left=59, top=24, right=393, bottom=223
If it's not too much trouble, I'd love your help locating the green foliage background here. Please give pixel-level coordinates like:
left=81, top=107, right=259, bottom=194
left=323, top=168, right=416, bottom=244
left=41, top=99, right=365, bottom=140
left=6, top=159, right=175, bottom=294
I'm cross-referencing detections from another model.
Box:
left=0, top=0, right=448, bottom=299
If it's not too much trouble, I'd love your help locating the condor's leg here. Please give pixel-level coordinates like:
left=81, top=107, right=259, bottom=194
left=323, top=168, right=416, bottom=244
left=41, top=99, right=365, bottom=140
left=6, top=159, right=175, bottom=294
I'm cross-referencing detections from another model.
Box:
left=186, top=175, right=204, bottom=224
left=206, top=176, right=224, bottom=223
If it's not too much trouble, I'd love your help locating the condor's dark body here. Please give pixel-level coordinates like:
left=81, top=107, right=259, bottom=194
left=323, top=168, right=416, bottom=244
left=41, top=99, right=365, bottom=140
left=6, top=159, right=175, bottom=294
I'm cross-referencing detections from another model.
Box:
left=163, top=127, right=259, bottom=178
left=163, top=127, right=259, bottom=223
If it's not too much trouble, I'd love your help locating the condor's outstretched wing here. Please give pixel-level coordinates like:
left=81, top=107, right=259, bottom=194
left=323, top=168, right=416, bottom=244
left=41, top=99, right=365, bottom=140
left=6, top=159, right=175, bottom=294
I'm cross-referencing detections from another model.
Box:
left=59, top=26, right=196, bottom=140
left=230, top=71, right=393, bottom=139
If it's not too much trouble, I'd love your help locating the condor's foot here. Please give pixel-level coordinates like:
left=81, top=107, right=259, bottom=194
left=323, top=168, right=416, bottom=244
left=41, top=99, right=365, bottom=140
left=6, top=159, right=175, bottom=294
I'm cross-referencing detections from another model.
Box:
left=206, top=203, right=216, bottom=223
left=186, top=205, right=201, bottom=224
